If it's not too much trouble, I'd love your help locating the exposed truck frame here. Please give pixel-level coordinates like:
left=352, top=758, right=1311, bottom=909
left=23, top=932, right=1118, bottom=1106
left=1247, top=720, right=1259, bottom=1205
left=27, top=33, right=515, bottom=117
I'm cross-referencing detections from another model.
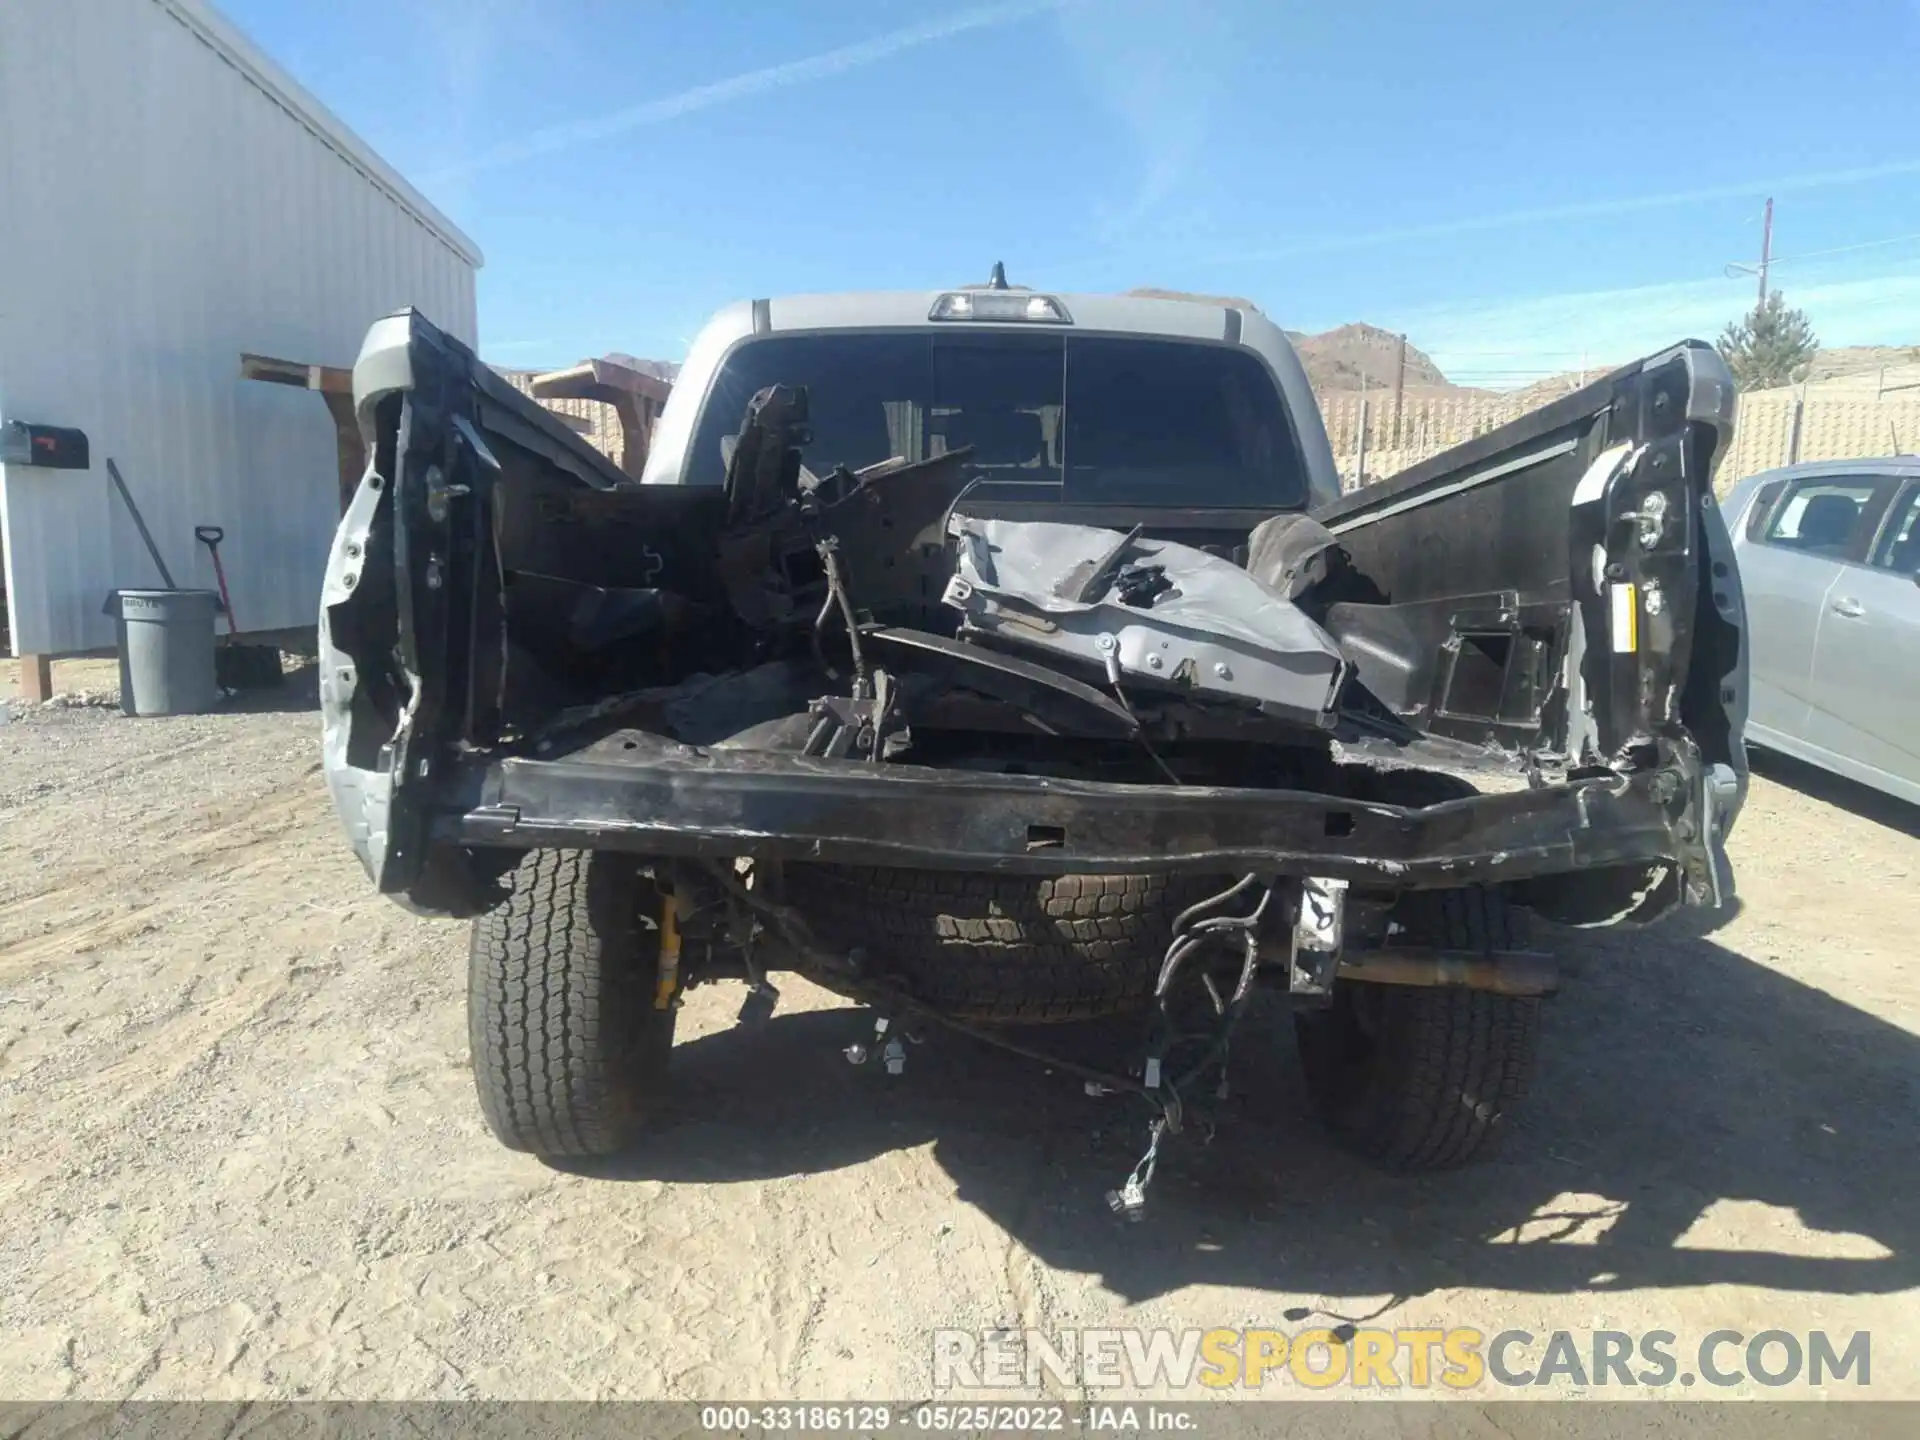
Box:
left=320, top=285, right=1747, bottom=1191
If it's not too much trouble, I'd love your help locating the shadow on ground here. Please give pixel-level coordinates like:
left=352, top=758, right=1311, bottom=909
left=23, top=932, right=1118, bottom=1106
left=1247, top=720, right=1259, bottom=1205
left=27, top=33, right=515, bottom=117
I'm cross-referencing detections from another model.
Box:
left=218, top=661, right=321, bottom=716
left=1748, top=746, right=1920, bottom=839
left=574, top=926, right=1920, bottom=1308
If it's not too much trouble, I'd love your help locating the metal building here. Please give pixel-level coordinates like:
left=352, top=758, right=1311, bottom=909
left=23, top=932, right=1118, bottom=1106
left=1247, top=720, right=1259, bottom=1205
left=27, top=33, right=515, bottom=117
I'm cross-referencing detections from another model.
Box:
left=0, top=0, right=481, bottom=688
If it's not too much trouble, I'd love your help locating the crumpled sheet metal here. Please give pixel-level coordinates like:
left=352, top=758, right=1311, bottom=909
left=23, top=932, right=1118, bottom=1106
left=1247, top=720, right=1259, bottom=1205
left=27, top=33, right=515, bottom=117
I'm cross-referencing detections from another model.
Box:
left=944, top=517, right=1349, bottom=724
left=1244, top=511, right=1343, bottom=600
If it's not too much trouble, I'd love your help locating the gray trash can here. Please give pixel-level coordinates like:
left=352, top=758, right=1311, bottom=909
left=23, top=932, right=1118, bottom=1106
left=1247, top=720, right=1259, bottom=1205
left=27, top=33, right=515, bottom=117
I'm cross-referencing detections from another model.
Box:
left=106, top=589, right=220, bottom=717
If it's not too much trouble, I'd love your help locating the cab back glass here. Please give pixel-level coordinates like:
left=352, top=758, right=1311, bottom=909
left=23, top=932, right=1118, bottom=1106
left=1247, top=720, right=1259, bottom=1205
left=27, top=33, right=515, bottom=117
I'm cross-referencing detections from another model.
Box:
left=684, top=330, right=1307, bottom=508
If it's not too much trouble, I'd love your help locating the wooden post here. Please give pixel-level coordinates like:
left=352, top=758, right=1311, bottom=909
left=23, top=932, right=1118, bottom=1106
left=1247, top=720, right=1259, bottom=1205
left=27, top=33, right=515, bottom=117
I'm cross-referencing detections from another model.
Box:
left=240, top=354, right=362, bottom=514
left=320, top=390, right=366, bottom=514
left=527, top=357, right=673, bottom=482
left=18, top=654, right=52, bottom=704
left=1354, top=397, right=1370, bottom=489
left=603, top=393, right=652, bottom=480
left=1390, top=332, right=1407, bottom=446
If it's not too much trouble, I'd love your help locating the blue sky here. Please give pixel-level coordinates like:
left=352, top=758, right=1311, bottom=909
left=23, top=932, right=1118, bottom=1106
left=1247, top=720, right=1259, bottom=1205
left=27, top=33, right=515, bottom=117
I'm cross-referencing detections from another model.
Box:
left=224, top=0, right=1920, bottom=387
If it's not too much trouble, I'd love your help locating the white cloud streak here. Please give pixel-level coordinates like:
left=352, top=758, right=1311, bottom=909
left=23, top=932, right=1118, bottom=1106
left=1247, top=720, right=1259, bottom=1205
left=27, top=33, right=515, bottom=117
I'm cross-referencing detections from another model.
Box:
left=1203, top=158, right=1920, bottom=265
left=1055, top=0, right=1230, bottom=242
left=430, top=0, right=1081, bottom=182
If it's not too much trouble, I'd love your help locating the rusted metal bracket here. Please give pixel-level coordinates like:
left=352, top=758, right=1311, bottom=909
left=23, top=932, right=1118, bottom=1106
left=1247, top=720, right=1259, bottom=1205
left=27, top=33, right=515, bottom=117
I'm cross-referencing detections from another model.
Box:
left=1337, top=947, right=1559, bottom=996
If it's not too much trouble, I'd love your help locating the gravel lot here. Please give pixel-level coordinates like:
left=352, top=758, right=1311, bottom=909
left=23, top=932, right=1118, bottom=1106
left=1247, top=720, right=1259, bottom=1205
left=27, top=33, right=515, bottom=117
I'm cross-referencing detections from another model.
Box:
left=1, top=660, right=1916, bottom=1403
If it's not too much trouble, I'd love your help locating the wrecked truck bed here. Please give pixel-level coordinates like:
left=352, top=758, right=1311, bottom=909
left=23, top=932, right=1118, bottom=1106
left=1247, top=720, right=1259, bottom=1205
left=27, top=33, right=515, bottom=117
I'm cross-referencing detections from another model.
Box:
left=320, top=297, right=1746, bottom=1181
left=326, top=313, right=1744, bottom=925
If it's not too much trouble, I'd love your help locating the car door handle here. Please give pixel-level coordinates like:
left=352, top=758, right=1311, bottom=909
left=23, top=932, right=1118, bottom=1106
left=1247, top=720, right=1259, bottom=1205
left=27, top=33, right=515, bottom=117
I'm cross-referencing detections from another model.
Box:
left=1829, top=597, right=1865, bottom=618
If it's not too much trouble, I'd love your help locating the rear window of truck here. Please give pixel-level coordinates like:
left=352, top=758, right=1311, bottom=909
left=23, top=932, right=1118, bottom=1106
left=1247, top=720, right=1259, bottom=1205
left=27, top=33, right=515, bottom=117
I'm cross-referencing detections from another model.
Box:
left=683, top=330, right=1308, bottom=508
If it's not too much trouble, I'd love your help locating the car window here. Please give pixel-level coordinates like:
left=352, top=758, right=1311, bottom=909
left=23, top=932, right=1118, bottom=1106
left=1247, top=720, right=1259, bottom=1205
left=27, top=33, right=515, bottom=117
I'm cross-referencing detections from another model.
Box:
left=683, top=330, right=1307, bottom=508
left=1061, top=338, right=1291, bottom=505
left=1869, top=484, right=1920, bottom=573
left=1761, top=478, right=1888, bottom=560
left=930, top=332, right=1063, bottom=480
left=1743, top=478, right=1788, bottom=541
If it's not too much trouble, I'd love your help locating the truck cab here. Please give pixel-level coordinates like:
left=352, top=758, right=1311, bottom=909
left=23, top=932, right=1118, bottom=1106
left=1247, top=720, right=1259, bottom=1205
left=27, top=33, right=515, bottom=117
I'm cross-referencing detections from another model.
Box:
left=638, top=283, right=1340, bottom=514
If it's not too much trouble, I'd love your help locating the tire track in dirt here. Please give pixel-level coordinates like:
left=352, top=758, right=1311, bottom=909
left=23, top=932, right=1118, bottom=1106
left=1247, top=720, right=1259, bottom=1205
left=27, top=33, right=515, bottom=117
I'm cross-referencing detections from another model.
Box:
left=0, top=772, right=322, bottom=915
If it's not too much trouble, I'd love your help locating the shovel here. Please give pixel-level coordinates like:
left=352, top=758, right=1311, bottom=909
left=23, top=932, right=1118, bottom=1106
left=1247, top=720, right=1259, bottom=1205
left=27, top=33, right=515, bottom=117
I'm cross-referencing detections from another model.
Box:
left=194, top=526, right=284, bottom=690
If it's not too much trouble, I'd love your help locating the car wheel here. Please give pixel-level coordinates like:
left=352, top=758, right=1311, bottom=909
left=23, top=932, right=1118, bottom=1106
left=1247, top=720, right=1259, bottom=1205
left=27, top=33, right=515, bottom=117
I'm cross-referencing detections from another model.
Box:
left=468, top=849, right=676, bottom=1158
left=1293, top=887, right=1540, bottom=1169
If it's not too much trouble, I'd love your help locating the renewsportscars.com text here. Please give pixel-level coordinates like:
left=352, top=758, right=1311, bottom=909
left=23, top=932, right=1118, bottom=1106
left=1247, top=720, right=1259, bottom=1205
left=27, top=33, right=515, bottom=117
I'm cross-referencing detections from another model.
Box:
left=932, top=1327, right=1872, bottom=1391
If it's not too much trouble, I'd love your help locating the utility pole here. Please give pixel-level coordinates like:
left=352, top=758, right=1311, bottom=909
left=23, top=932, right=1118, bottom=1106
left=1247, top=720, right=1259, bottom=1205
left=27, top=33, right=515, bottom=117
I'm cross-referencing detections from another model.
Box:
left=1723, top=198, right=1779, bottom=305
left=1757, top=196, right=1774, bottom=308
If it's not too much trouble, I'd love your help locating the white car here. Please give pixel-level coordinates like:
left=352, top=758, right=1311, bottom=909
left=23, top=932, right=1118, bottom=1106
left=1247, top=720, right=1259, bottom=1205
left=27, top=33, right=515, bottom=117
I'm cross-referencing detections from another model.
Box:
left=1722, top=458, right=1920, bottom=805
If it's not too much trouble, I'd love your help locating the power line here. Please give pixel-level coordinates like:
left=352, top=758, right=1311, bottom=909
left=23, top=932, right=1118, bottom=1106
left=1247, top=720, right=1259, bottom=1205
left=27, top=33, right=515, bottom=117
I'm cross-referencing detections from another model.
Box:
left=1726, top=201, right=1920, bottom=286
left=1747, top=230, right=1920, bottom=270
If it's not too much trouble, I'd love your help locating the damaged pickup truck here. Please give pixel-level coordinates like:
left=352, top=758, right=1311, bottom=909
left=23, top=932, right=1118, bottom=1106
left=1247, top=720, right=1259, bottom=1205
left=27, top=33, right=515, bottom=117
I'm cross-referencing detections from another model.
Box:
left=320, top=281, right=1748, bottom=1196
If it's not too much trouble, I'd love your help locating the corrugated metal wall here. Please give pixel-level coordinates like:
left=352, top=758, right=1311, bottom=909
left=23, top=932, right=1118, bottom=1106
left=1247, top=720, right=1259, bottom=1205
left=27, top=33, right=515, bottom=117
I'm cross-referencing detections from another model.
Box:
left=0, top=0, right=480, bottom=656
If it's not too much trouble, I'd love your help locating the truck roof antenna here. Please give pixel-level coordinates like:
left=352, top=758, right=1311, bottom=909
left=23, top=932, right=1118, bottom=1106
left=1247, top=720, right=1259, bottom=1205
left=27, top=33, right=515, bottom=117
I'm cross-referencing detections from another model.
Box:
left=987, top=261, right=1008, bottom=291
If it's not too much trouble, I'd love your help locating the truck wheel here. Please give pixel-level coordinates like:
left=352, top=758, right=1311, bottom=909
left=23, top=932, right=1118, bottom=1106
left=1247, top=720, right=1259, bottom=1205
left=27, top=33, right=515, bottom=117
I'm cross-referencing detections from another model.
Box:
left=468, top=849, right=675, bottom=1158
left=796, top=866, right=1214, bottom=1022
left=1293, top=887, right=1540, bottom=1170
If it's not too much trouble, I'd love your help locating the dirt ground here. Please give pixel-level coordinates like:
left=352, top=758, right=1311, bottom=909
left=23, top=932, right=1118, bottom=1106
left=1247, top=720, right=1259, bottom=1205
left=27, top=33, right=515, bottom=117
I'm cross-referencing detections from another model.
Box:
left=1, top=659, right=1916, bottom=1403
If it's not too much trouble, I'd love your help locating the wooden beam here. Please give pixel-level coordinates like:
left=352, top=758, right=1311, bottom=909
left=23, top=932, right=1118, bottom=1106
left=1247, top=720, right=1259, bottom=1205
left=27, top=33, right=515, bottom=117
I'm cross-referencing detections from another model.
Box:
left=239, top=353, right=353, bottom=395
left=529, top=357, right=672, bottom=408
left=241, top=351, right=364, bottom=514
left=18, top=654, right=52, bottom=704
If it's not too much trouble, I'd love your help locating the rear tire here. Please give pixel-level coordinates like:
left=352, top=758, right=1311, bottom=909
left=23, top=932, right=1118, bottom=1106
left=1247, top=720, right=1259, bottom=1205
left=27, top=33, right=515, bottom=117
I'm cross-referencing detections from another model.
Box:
left=468, top=849, right=675, bottom=1158
left=795, top=866, right=1215, bottom=1022
left=1294, top=887, right=1540, bottom=1170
